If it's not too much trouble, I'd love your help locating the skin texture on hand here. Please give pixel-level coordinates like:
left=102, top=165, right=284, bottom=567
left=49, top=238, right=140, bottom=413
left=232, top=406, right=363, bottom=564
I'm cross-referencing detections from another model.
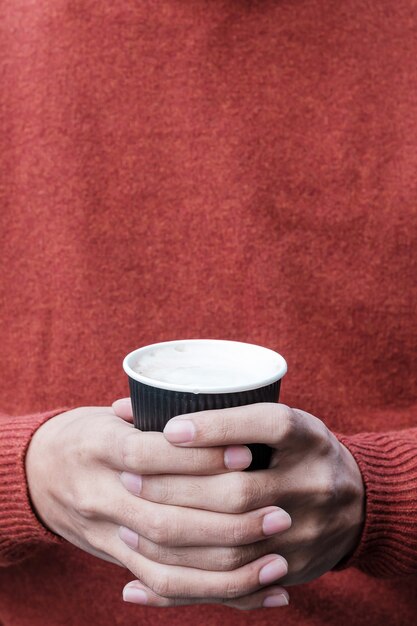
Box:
left=113, top=400, right=365, bottom=608
left=24, top=405, right=291, bottom=611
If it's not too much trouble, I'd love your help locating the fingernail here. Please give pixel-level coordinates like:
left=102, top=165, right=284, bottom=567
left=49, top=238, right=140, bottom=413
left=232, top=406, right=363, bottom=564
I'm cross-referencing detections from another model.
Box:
left=259, top=557, right=288, bottom=585
left=119, top=526, right=139, bottom=549
left=120, top=472, right=142, bottom=495
left=263, top=593, right=289, bottom=608
left=116, top=398, right=131, bottom=407
left=123, top=586, right=148, bottom=604
left=163, top=419, right=195, bottom=443
left=224, top=445, right=252, bottom=469
left=262, top=510, right=292, bottom=536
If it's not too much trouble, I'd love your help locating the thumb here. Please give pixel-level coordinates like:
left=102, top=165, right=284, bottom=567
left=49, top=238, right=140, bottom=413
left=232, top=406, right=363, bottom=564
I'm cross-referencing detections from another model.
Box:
left=112, top=397, right=134, bottom=422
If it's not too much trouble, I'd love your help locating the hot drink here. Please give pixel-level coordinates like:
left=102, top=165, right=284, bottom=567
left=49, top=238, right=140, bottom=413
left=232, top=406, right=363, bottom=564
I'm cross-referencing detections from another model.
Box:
left=123, top=339, right=287, bottom=470
left=129, top=340, right=285, bottom=392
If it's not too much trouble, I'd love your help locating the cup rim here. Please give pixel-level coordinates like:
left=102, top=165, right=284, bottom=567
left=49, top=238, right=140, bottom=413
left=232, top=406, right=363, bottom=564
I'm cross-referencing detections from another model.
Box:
left=123, top=339, right=287, bottom=394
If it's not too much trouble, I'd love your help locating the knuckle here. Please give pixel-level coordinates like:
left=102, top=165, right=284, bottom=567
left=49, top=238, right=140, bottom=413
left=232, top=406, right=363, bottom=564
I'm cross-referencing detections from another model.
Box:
left=211, top=416, right=236, bottom=445
left=120, top=431, right=140, bottom=471
left=242, top=475, right=263, bottom=512
left=315, top=420, right=333, bottom=453
left=283, top=557, right=305, bottom=585
left=186, top=479, right=205, bottom=501
left=150, top=572, right=173, bottom=597
left=223, top=578, right=245, bottom=599
left=147, top=515, right=170, bottom=545
left=317, top=462, right=337, bottom=504
left=227, top=473, right=250, bottom=513
left=280, top=405, right=298, bottom=441
left=76, top=492, right=97, bottom=521
left=75, top=433, right=98, bottom=465
left=154, top=477, right=174, bottom=505
left=298, top=520, right=321, bottom=545
left=228, top=495, right=246, bottom=515
left=268, top=404, right=296, bottom=443
left=137, top=536, right=159, bottom=560
left=188, top=447, right=215, bottom=473
left=99, top=419, right=121, bottom=455
left=230, top=473, right=261, bottom=513
left=222, top=546, right=246, bottom=570
left=231, top=518, right=247, bottom=546
left=85, top=528, right=106, bottom=553
left=149, top=542, right=177, bottom=565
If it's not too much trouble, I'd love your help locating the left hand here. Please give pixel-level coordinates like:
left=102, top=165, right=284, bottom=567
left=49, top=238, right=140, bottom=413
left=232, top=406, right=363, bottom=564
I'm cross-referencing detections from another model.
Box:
left=113, top=400, right=365, bottom=608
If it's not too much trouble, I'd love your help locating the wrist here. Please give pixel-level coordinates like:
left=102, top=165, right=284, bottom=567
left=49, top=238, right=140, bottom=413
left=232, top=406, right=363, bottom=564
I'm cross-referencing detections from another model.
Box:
left=338, top=441, right=366, bottom=562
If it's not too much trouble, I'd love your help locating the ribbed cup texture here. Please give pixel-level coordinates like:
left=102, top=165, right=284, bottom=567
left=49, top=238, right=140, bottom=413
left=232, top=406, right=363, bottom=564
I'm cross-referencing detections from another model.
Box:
left=129, top=378, right=281, bottom=470
left=0, top=410, right=67, bottom=566
left=338, top=430, right=417, bottom=577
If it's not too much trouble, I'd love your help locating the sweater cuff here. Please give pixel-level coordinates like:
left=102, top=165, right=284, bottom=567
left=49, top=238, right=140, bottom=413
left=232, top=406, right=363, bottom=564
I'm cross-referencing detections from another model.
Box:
left=337, top=430, right=417, bottom=577
left=0, top=409, right=68, bottom=565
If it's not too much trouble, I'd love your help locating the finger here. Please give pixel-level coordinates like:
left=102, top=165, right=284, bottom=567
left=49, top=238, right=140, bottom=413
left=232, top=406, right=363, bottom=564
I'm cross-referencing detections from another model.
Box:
left=104, top=426, right=252, bottom=474
left=163, top=403, right=320, bottom=448
left=119, top=528, right=279, bottom=570
left=87, top=521, right=287, bottom=600
left=112, top=398, right=134, bottom=422
left=121, top=470, right=284, bottom=514
left=122, top=580, right=289, bottom=609
left=111, top=491, right=291, bottom=547
left=114, top=539, right=288, bottom=599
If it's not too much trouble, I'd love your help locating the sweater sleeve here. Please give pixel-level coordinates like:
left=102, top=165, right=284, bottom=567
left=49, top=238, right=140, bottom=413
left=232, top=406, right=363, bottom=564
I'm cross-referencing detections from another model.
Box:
left=0, top=409, right=68, bottom=567
left=337, top=425, right=417, bottom=577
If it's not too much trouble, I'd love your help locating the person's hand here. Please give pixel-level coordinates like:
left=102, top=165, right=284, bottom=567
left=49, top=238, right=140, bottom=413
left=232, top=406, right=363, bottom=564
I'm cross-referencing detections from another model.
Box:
left=116, top=402, right=364, bottom=605
left=25, top=404, right=291, bottom=610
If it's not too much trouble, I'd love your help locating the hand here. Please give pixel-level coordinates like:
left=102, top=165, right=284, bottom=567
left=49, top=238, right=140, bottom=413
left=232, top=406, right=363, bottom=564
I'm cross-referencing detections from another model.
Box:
left=116, top=402, right=364, bottom=605
left=25, top=404, right=291, bottom=610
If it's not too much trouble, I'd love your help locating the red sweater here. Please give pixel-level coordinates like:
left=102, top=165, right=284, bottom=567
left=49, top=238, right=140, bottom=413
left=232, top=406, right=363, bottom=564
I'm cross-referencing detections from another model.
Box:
left=1, top=1, right=416, bottom=625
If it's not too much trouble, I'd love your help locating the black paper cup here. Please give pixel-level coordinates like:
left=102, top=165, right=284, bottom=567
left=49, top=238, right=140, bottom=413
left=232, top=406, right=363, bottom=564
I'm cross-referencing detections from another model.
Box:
left=123, top=339, right=287, bottom=470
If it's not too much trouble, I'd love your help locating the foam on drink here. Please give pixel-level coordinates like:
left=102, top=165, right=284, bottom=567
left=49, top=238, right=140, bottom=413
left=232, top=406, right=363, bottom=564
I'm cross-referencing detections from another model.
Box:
left=128, top=339, right=286, bottom=393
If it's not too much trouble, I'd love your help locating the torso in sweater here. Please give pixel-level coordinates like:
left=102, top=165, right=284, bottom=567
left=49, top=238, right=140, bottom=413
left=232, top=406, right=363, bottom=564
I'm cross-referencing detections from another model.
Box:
left=0, top=1, right=416, bottom=625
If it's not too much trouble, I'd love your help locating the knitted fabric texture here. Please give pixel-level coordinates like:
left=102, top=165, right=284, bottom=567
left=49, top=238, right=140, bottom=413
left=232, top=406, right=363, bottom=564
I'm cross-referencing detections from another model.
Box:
left=1, top=1, right=416, bottom=625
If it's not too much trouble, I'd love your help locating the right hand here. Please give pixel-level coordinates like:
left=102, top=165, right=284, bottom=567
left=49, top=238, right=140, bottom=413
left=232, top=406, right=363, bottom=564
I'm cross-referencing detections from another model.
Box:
left=25, top=406, right=291, bottom=609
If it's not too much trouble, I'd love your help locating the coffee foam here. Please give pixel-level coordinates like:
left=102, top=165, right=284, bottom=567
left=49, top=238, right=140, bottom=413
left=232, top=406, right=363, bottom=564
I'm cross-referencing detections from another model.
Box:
left=129, top=340, right=285, bottom=392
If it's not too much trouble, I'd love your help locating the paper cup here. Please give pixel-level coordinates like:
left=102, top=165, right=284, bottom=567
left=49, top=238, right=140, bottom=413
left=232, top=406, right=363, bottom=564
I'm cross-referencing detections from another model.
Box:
left=123, top=339, right=287, bottom=470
